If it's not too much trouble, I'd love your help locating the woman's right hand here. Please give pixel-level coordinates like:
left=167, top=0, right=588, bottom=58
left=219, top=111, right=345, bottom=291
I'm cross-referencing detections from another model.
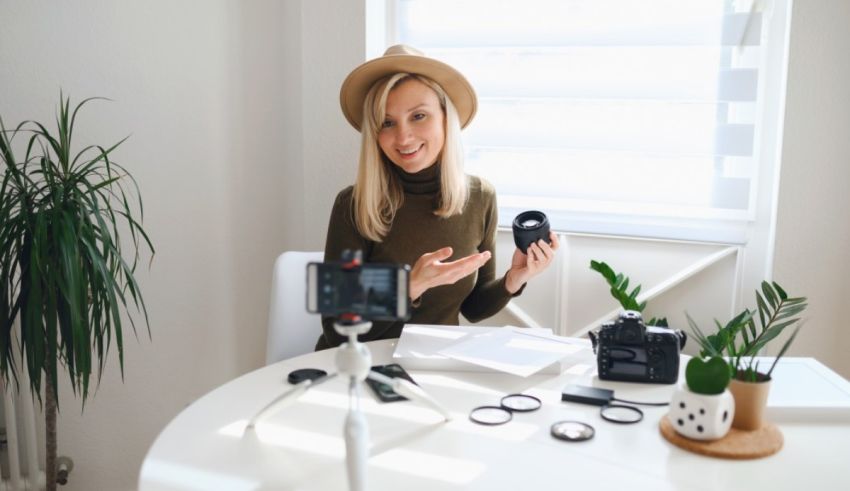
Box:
left=409, top=247, right=491, bottom=301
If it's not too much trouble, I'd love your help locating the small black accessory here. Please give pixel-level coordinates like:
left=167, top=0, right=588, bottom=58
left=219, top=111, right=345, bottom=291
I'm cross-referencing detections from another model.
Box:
left=512, top=210, right=551, bottom=254
left=469, top=393, right=542, bottom=426
left=287, top=368, right=328, bottom=385
left=600, top=404, right=644, bottom=424
left=561, top=384, right=669, bottom=408
left=561, top=385, right=614, bottom=406
left=365, top=364, right=417, bottom=403
left=550, top=421, right=595, bottom=442
left=588, top=310, right=687, bottom=384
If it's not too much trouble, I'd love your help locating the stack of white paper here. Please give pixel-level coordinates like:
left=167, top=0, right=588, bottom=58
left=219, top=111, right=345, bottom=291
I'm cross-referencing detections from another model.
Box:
left=392, top=324, right=594, bottom=377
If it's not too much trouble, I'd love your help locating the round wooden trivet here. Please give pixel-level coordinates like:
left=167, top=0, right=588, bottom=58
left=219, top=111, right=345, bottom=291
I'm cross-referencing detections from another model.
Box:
left=659, top=417, right=783, bottom=459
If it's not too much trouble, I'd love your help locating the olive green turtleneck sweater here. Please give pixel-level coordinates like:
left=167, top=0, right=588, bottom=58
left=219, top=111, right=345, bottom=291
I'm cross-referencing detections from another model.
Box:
left=316, top=164, right=519, bottom=350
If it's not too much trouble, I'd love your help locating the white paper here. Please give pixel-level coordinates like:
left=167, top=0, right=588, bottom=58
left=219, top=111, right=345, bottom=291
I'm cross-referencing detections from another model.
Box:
left=437, top=326, right=587, bottom=377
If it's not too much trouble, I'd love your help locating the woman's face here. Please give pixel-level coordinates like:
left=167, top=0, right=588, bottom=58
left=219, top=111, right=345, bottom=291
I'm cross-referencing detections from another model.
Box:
left=377, top=78, right=445, bottom=174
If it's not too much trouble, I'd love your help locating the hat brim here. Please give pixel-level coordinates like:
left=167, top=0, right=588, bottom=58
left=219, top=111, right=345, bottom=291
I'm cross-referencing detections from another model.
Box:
left=339, top=54, right=477, bottom=131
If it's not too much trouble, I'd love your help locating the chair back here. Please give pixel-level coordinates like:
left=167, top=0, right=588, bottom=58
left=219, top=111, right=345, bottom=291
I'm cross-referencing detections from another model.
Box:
left=266, top=251, right=324, bottom=364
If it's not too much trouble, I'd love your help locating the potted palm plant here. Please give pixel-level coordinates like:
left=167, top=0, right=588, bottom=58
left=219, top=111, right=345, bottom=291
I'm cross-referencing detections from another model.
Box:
left=1, top=94, right=153, bottom=490
left=687, top=282, right=807, bottom=430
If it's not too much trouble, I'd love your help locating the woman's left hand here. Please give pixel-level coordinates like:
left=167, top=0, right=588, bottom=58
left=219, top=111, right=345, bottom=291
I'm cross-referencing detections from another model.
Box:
left=505, top=232, right=559, bottom=294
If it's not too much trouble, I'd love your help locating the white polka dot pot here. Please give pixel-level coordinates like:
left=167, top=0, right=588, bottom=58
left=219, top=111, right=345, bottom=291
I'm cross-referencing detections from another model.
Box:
left=667, top=385, right=735, bottom=441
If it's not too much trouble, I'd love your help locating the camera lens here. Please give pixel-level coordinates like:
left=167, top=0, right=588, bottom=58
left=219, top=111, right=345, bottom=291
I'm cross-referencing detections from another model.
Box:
left=512, top=210, right=551, bottom=254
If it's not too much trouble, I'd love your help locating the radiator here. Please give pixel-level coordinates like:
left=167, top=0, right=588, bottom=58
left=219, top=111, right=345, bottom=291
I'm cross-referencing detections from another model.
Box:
left=1, top=352, right=44, bottom=491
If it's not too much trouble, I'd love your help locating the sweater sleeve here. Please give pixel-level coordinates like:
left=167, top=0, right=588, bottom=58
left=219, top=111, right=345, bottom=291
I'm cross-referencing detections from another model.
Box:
left=460, top=179, right=520, bottom=322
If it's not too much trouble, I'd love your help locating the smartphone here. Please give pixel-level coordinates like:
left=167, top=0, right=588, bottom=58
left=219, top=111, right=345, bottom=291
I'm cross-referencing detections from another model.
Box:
left=306, top=261, right=410, bottom=321
left=365, top=364, right=417, bottom=403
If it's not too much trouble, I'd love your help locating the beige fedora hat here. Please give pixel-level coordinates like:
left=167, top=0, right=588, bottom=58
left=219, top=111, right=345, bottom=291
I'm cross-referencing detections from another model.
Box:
left=339, top=44, right=477, bottom=132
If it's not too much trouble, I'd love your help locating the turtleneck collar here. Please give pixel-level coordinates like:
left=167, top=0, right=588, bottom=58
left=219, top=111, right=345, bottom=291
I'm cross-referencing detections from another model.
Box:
left=391, top=163, right=440, bottom=195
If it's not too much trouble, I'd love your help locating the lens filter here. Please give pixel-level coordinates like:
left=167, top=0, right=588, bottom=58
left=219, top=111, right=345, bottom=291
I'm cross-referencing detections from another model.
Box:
left=470, top=393, right=542, bottom=426
left=469, top=406, right=513, bottom=426
left=600, top=404, right=644, bottom=424
left=500, top=394, right=542, bottom=412
left=550, top=421, right=595, bottom=442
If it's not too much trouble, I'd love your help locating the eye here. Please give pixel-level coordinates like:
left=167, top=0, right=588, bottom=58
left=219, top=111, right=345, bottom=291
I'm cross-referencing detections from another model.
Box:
left=412, top=112, right=426, bottom=121
left=381, top=119, right=395, bottom=129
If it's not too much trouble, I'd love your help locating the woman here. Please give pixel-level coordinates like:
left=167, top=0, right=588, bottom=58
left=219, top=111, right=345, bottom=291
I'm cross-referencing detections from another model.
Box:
left=316, top=45, right=558, bottom=350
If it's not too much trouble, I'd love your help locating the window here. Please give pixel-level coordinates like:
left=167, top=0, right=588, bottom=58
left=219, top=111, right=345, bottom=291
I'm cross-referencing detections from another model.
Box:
left=390, top=0, right=789, bottom=243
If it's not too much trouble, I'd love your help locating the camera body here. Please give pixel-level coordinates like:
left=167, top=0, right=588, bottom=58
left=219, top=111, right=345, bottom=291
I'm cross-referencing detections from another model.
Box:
left=590, top=311, right=685, bottom=384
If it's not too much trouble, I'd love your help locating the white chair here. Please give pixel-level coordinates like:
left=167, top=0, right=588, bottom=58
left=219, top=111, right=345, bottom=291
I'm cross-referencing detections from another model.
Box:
left=265, top=251, right=324, bottom=364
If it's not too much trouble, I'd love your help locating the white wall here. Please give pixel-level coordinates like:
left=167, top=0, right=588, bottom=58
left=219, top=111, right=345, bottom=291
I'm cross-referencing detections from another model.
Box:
left=1, top=1, right=302, bottom=489
left=1, top=0, right=848, bottom=490
left=772, top=0, right=850, bottom=377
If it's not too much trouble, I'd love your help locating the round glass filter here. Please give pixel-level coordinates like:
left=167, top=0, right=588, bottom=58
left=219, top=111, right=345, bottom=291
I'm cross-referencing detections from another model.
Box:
left=469, top=405, right=513, bottom=426
left=500, top=394, right=542, bottom=412
left=600, top=404, right=644, bottom=424
left=550, top=421, right=595, bottom=442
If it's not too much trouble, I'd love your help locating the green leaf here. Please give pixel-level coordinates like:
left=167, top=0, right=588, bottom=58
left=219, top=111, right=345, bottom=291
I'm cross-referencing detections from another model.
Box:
left=772, top=281, right=788, bottom=300
left=767, top=323, right=804, bottom=377
left=755, top=293, right=768, bottom=331
left=761, top=281, right=778, bottom=310
left=686, top=357, right=731, bottom=395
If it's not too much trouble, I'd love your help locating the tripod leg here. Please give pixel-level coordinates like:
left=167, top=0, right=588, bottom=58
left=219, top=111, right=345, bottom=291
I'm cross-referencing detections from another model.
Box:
left=344, top=378, right=368, bottom=491
left=367, top=371, right=452, bottom=421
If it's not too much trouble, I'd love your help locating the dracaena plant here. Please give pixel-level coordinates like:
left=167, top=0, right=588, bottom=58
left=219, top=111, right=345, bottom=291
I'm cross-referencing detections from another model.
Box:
left=590, top=260, right=668, bottom=327
left=0, top=94, right=153, bottom=490
left=687, top=281, right=807, bottom=382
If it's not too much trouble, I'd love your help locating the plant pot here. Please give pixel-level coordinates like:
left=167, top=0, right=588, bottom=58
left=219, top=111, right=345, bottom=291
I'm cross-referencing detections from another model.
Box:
left=728, top=374, right=771, bottom=431
left=667, top=385, right=735, bottom=440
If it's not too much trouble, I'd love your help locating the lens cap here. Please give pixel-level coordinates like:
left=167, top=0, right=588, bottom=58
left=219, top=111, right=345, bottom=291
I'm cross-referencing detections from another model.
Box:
left=287, top=368, right=328, bottom=385
left=512, top=210, right=551, bottom=253
left=551, top=421, right=595, bottom=442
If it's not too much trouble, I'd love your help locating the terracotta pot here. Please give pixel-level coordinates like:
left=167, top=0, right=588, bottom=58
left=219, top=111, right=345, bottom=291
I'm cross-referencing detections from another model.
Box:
left=728, top=374, right=772, bottom=431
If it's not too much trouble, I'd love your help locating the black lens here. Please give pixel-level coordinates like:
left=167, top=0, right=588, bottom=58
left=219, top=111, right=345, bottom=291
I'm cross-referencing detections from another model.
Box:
left=512, top=210, right=551, bottom=254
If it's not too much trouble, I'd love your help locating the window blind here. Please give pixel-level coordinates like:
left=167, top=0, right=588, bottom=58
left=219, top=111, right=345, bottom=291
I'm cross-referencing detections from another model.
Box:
left=392, top=0, right=779, bottom=243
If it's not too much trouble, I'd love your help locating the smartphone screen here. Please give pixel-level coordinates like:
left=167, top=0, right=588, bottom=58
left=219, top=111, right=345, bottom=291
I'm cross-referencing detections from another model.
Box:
left=306, top=262, right=410, bottom=320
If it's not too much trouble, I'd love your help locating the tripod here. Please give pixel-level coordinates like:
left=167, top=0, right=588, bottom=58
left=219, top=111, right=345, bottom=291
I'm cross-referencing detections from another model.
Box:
left=245, top=317, right=452, bottom=491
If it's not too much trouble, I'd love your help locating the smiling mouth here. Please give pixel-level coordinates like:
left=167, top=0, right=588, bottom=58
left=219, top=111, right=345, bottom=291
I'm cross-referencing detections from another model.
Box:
left=398, top=144, right=423, bottom=158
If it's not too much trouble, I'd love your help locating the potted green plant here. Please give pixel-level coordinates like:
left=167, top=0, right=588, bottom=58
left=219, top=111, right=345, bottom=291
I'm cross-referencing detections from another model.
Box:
left=668, top=356, right=734, bottom=440
left=589, top=260, right=667, bottom=326
left=687, top=281, right=807, bottom=430
left=1, top=94, right=153, bottom=490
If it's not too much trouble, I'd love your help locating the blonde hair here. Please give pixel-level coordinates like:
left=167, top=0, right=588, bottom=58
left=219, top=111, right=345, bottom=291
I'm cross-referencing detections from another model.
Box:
left=352, top=73, right=468, bottom=242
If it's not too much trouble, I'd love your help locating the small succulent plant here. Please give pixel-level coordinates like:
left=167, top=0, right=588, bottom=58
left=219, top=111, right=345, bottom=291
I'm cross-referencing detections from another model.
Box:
left=685, top=356, right=731, bottom=395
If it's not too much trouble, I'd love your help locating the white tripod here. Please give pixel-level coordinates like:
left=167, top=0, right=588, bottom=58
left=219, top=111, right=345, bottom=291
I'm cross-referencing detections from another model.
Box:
left=245, top=319, right=452, bottom=491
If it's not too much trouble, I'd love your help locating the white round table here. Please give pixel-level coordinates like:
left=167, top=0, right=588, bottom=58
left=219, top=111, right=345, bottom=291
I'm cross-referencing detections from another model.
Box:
left=139, top=339, right=850, bottom=491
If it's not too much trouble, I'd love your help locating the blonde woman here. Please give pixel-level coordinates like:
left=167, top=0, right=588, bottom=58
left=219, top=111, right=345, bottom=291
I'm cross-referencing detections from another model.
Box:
left=317, top=45, right=559, bottom=349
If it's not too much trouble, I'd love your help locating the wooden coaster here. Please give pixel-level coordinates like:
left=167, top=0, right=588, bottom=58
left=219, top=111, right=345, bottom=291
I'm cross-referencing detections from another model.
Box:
left=659, top=417, right=783, bottom=459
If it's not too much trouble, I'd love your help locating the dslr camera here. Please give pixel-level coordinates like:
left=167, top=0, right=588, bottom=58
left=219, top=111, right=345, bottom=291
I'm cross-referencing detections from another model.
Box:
left=589, top=311, right=686, bottom=384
